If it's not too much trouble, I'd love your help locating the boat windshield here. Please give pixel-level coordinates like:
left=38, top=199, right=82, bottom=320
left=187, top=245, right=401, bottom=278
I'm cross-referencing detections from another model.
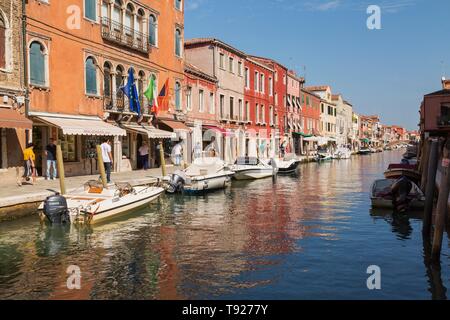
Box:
left=235, top=157, right=259, bottom=165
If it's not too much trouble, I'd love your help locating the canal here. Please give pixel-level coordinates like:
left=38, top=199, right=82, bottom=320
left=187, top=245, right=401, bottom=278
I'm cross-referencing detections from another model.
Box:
left=0, top=150, right=449, bottom=300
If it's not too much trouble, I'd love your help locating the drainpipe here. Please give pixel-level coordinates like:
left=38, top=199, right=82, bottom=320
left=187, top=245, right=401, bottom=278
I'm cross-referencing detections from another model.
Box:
left=22, top=0, right=29, bottom=117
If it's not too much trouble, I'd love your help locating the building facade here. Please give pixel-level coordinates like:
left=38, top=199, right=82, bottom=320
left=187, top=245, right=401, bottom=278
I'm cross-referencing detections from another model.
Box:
left=25, top=0, right=183, bottom=176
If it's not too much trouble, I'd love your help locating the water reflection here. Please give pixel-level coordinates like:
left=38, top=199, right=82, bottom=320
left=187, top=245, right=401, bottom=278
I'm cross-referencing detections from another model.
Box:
left=0, top=150, right=448, bottom=300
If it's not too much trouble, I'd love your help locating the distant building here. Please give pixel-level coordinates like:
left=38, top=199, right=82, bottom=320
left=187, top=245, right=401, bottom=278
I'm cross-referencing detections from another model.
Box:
left=419, top=77, right=450, bottom=137
left=305, top=86, right=337, bottom=144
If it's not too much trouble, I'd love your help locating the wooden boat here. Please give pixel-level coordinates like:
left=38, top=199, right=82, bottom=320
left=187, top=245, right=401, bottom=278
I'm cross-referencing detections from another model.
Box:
left=40, top=181, right=165, bottom=224
left=370, top=178, right=425, bottom=209
left=231, top=157, right=277, bottom=180
left=270, top=158, right=301, bottom=174
left=166, top=157, right=234, bottom=194
left=384, top=163, right=420, bottom=184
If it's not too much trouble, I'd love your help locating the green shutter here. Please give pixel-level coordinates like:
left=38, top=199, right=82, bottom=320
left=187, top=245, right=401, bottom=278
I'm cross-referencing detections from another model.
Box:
left=86, top=58, right=97, bottom=94
left=85, top=0, right=96, bottom=21
left=30, top=42, right=45, bottom=86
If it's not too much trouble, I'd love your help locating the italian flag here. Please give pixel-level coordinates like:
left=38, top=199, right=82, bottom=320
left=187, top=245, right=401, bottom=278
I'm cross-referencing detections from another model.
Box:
left=144, top=76, right=159, bottom=115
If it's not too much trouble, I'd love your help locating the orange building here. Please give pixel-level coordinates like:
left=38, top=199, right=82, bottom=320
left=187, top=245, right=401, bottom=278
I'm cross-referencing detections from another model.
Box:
left=26, top=0, right=184, bottom=176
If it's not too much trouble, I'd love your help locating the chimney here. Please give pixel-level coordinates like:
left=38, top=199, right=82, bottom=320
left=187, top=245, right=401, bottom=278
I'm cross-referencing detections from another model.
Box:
left=442, top=77, right=450, bottom=90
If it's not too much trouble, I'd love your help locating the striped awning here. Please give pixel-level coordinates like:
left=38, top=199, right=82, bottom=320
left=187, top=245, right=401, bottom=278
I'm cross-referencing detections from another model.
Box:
left=121, top=124, right=176, bottom=139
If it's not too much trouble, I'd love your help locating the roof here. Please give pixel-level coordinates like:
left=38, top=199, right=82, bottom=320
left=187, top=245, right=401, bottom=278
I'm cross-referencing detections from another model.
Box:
left=331, top=94, right=342, bottom=101
left=185, top=62, right=218, bottom=83
left=344, top=100, right=353, bottom=106
left=305, top=85, right=331, bottom=92
left=185, top=38, right=247, bottom=57
left=246, top=57, right=275, bottom=72
left=247, top=55, right=289, bottom=71
left=301, top=88, right=321, bottom=99
left=424, top=89, right=450, bottom=97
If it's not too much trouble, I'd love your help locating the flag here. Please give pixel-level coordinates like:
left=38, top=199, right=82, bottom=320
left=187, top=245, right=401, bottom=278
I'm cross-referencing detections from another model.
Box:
left=144, top=76, right=155, bottom=103
left=157, top=78, right=169, bottom=111
left=120, top=68, right=141, bottom=115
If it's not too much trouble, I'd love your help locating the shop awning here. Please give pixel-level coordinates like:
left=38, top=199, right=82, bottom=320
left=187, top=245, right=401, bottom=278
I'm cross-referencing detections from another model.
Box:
left=294, top=132, right=313, bottom=138
left=34, top=114, right=126, bottom=136
left=304, top=136, right=319, bottom=142
left=360, top=138, right=370, bottom=144
left=121, top=124, right=176, bottom=139
left=0, top=108, right=32, bottom=129
left=159, top=119, right=191, bottom=131
left=203, top=125, right=235, bottom=137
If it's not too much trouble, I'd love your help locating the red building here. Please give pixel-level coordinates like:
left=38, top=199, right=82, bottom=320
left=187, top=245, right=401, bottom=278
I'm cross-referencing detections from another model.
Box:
left=420, top=78, right=450, bottom=136
left=301, top=88, right=321, bottom=136
left=244, top=57, right=275, bottom=157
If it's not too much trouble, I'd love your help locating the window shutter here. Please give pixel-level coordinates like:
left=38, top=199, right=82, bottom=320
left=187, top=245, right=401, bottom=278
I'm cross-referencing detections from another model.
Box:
left=85, top=0, right=96, bottom=21
left=30, top=43, right=45, bottom=86
left=0, top=27, right=5, bottom=69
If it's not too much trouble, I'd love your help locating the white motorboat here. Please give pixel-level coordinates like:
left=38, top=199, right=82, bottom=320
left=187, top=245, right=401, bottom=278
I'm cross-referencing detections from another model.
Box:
left=270, top=157, right=301, bottom=174
left=370, top=178, right=425, bottom=210
left=166, top=157, right=234, bottom=194
left=332, top=147, right=352, bottom=159
left=315, top=147, right=332, bottom=162
left=358, top=148, right=371, bottom=155
left=40, top=181, right=165, bottom=224
left=231, top=157, right=277, bottom=180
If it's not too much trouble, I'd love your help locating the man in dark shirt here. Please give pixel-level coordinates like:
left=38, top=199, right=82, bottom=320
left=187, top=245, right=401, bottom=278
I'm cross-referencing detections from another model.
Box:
left=45, top=138, right=57, bottom=180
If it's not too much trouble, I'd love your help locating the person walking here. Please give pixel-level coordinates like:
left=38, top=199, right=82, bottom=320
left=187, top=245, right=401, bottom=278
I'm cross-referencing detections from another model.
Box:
left=100, top=138, right=113, bottom=184
left=18, top=143, right=36, bottom=186
left=45, top=138, right=57, bottom=180
left=138, top=141, right=150, bottom=170
left=172, top=139, right=183, bottom=166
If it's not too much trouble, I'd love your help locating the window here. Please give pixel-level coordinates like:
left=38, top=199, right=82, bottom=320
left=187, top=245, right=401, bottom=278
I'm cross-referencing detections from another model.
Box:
left=321, top=103, right=324, bottom=113
left=85, top=57, right=97, bottom=94
left=219, top=53, right=225, bottom=69
left=260, top=74, right=264, bottom=93
left=269, top=77, right=273, bottom=96
left=306, top=96, right=310, bottom=106
left=115, top=65, right=125, bottom=108
left=230, top=97, right=234, bottom=119
left=0, top=15, right=6, bottom=69
left=149, top=14, right=158, bottom=46
left=254, top=71, right=259, bottom=92
left=175, top=0, right=182, bottom=11
left=334, top=108, right=337, bottom=117
left=113, top=0, right=122, bottom=24
left=124, top=4, right=134, bottom=33
left=261, top=105, right=265, bottom=123
left=209, top=92, right=214, bottom=114
left=269, top=106, right=274, bottom=125
left=220, top=94, right=225, bottom=118
left=274, top=93, right=278, bottom=105
left=186, top=86, right=192, bottom=111
left=238, top=99, right=243, bottom=120
left=175, top=28, right=182, bottom=57
left=175, top=81, right=181, bottom=110
left=245, top=101, right=250, bottom=122
left=84, top=0, right=97, bottom=21
left=199, top=89, right=204, bottom=112
left=103, top=62, right=113, bottom=104
left=245, top=68, right=249, bottom=88
left=229, top=57, right=234, bottom=73
left=238, top=62, right=242, bottom=76
left=275, top=71, right=278, bottom=82
left=101, top=1, right=108, bottom=20
left=29, top=41, right=46, bottom=86
left=138, top=71, right=145, bottom=106
left=256, top=104, right=259, bottom=123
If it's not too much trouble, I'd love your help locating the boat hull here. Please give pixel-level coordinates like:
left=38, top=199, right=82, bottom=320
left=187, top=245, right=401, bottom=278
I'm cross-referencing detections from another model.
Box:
left=233, top=168, right=275, bottom=180
left=183, top=174, right=232, bottom=194
left=371, top=197, right=425, bottom=209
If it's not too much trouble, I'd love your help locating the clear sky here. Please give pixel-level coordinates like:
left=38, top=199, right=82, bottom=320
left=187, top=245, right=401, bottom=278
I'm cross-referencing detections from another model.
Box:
left=184, top=0, right=450, bottom=130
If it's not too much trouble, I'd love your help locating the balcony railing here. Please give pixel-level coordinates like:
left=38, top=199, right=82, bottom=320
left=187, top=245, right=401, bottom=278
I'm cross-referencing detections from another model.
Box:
left=101, top=17, right=150, bottom=54
left=437, top=115, right=450, bottom=127
left=104, top=90, right=150, bottom=115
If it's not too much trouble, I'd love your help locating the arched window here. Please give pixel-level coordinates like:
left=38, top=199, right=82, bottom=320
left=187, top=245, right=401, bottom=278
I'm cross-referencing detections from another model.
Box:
left=112, top=0, right=122, bottom=25
left=149, top=14, right=157, bottom=46
left=115, top=65, right=125, bottom=108
left=175, top=81, right=181, bottom=110
left=136, top=9, right=144, bottom=34
left=0, top=14, right=6, bottom=69
left=103, top=62, right=113, bottom=104
left=85, top=57, right=97, bottom=94
left=138, top=71, right=145, bottom=106
left=101, top=0, right=109, bottom=22
left=175, top=28, right=182, bottom=57
left=175, top=0, right=182, bottom=11
left=125, top=3, right=134, bottom=35
left=29, top=41, right=46, bottom=86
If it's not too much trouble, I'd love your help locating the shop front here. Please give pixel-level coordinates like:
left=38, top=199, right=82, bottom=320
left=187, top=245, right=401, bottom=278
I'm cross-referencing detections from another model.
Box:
left=157, top=119, right=191, bottom=165
left=30, top=112, right=126, bottom=177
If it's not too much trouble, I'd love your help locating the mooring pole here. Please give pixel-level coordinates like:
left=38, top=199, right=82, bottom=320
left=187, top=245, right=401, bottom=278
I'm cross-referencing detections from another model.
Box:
left=96, top=145, right=107, bottom=188
left=423, top=140, right=439, bottom=236
left=420, top=139, right=431, bottom=191
left=56, top=145, right=66, bottom=195
left=159, top=141, right=166, bottom=177
left=431, top=140, right=450, bottom=261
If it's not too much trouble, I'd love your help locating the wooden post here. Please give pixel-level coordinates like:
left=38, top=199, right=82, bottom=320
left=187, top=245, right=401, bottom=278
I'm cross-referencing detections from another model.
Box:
left=159, top=141, right=166, bottom=177
left=423, top=140, right=439, bottom=236
left=431, top=140, right=450, bottom=261
left=56, top=145, right=66, bottom=195
left=96, top=145, right=107, bottom=188
left=420, top=139, right=431, bottom=191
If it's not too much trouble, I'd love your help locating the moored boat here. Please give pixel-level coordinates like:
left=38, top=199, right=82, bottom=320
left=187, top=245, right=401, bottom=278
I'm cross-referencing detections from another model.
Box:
left=370, top=178, right=425, bottom=210
left=231, top=157, right=277, bottom=180
left=166, top=157, right=234, bottom=194
left=270, top=158, right=301, bottom=174
left=358, top=148, right=371, bottom=155
left=384, top=163, right=420, bottom=184
left=332, top=147, right=352, bottom=159
left=40, top=181, right=165, bottom=224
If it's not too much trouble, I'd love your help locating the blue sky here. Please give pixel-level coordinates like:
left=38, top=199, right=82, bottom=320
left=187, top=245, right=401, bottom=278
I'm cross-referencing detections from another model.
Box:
left=184, top=0, right=450, bottom=130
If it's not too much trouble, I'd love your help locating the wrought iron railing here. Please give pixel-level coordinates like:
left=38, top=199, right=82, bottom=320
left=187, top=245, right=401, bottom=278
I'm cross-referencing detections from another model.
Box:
left=101, top=17, right=149, bottom=53
left=104, top=90, right=150, bottom=115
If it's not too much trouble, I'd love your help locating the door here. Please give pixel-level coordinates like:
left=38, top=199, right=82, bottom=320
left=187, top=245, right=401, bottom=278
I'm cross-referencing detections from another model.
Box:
left=32, top=126, right=43, bottom=177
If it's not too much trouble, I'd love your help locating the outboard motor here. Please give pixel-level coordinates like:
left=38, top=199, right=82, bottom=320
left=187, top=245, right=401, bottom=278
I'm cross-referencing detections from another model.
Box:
left=390, top=176, right=413, bottom=213
left=43, top=194, right=70, bottom=224
left=166, top=171, right=186, bottom=194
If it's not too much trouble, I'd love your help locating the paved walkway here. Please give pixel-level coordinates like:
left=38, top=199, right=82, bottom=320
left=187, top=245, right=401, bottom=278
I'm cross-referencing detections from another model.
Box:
left=0, top=166, right=178, bottom=208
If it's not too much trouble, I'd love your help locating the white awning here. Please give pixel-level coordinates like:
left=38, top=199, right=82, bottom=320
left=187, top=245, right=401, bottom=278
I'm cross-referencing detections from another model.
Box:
left=33, top=113, right=126, bottom=136
left=122, top=124, right=176, bottom=139
left=304, top=136, right=319, bottom=142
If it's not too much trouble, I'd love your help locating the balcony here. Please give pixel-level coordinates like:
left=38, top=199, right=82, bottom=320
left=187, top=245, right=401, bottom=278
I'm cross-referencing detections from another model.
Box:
left=101, top=17, right=150, bottom=54
left=437, top=115, right=450, bottom=127
left=104, top=90, right=150, bottom=115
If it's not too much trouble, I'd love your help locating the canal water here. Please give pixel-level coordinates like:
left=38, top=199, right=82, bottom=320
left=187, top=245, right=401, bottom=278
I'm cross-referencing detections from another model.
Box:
left=0, top=150, right=449, bottom=300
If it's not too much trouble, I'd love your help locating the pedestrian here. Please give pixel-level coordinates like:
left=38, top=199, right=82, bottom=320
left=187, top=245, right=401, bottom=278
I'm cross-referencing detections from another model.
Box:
left=193, top=141, right=202, bottom=159
left=18, top=142, right=36, bottom=186
left=172, top=139, right=183, bottom=166
left=45, top=138, right=57, bottom=180
left=138, top=141, right=150, bottom=170
left=100, top=138, right=113, bottom=184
